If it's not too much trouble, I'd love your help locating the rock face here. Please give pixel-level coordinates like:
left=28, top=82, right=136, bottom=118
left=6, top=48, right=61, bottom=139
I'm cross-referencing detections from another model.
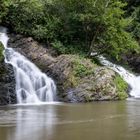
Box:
left=48, top=55, right=128, bottom=102
left=0, top=42, right=16, bottom=105
left=0, top=61, right=16, bottom=105
left=8, top=34, right=56, bottom=71
left=8, top=34, right=128, bottom=102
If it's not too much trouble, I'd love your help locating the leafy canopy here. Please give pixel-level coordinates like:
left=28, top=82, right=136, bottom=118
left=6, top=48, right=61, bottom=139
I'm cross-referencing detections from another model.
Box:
left=0, top=0, right=139, bottom=60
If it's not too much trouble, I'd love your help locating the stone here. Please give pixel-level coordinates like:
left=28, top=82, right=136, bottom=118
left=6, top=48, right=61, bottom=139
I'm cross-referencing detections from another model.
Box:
left=7, top=34, right=128, bottom=103
left=0, top=61, right=16, bottom=105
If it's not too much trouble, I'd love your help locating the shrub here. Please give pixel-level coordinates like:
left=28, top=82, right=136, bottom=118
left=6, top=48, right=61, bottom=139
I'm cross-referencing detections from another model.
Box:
left=114, top=75, right=128, bottom=100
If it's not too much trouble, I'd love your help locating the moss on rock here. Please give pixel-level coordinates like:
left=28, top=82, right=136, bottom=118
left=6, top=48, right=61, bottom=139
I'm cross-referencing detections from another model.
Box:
left=114, top=75, right=128, bottom=100
left=7, top=34, right=129, bottom=103
left=48, top=54, right=129, bottom=102
left=0, top=42, right=4, bottom=62
left=72, top=56, right=95, bottom=78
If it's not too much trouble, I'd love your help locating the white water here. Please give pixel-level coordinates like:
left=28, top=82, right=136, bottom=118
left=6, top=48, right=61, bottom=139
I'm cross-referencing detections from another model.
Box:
left=98, top=56, right=140, bottom=98
left=0, top=27, right=56, bottom=104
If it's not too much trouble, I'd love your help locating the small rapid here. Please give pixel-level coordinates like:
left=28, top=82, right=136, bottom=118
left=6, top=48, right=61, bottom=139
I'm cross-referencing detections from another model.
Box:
left=0, top=27, right=56, bottom=104
left=98, top=56, right=140, bottom=98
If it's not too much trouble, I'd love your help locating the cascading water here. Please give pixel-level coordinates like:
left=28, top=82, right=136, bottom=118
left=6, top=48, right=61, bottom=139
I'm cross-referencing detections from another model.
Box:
left=98, top=55, right=140, bottom=98
left=0, top=27, right=56, bottom=104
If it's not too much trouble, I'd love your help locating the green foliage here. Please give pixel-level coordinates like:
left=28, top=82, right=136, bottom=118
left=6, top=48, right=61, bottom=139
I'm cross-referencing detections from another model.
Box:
left=72, top=58, right=94, bottom=78
left=114, top=75, right=128, bottom=100
left=51, top=40, right=87, bottom=56
left=0, top=42, right=4, bottom=62
left=125, top=0, right=140, bottom=14
left=73, top=62, right=90, bottom=78
left=4, top=0, right=61, bottom=42
left=0, top=0, right=139, bottom=60
left=51, top=40, right=67, bottom=54
left=89, top=0, right=139, bottom=59
left=125, top=0, right=140, bottom=44
left=127, top=7, right=140, bottom=40
left=0, top=0, right=11, bottom=23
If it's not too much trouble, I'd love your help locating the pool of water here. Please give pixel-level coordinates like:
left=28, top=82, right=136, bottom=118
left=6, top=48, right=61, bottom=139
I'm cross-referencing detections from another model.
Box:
left=0, top=100, right=140, bottom=140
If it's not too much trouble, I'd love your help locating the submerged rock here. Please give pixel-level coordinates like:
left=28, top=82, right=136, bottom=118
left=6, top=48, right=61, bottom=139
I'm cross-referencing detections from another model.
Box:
left=8, top=34, right=128, bottom=103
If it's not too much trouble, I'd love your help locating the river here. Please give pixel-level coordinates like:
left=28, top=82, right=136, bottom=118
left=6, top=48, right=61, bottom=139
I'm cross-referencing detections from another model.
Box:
left=0, top=100, right=140, bottom=140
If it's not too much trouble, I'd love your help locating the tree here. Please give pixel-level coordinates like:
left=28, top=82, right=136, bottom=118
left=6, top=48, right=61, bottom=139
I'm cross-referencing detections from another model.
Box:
left=1, top=0, right=139, bottom=59
left=0, top=0, right=11, bottom=23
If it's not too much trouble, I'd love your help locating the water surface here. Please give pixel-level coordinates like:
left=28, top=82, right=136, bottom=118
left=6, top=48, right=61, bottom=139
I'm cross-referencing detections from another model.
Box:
left=0, top=100, right=140, bottom=140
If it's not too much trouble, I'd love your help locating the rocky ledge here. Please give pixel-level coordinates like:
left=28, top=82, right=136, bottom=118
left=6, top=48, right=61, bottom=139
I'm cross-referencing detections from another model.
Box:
left=6, top=34, right=128, bottom=103
left=0, top=43, right=16, bottom=105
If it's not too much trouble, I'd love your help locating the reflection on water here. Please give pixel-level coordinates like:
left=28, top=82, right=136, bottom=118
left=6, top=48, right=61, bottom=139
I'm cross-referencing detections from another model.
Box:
left=0, top=101, right=140, bottom=140
left=15, top=106, right=57, bottom=140
left=126, top=100, right=140, bottom=138
left=0, top=105, right=58, bottom=140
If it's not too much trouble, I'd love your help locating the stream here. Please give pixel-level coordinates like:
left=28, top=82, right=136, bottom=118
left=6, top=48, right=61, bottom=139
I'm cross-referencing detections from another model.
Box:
left=0, top=101, right=140, bottom=140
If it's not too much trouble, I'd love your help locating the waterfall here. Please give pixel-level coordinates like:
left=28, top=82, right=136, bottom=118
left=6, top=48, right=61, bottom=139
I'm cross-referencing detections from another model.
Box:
left=98, top=56, right=140, bottom=98
left=0, top=27, right=56, bottom=104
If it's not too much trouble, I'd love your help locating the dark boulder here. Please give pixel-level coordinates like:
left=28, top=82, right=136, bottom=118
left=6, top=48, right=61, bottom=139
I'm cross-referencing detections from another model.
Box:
left=0, top=62, right=16, bottom=105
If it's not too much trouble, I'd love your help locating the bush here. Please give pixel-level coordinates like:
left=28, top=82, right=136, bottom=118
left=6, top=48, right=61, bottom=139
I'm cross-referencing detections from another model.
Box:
left=114, top=75, right=128, bottom=100
left=0, top=0, right=11, bottom=23
left=72, top=57, right=94, bottom=78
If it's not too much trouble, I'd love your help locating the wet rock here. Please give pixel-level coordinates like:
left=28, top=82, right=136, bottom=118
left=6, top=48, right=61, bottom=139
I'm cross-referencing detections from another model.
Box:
left=8, top=34, right=56, bottom=71
left=0, top=62, right=16, bottom=105
left=8, top=34, right=128, bottom=102
left=0, top=41, right=16, bottom=105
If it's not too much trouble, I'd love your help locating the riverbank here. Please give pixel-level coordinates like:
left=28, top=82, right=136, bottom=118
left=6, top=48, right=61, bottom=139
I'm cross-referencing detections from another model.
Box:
left=0, top=33, right=128, bottom=104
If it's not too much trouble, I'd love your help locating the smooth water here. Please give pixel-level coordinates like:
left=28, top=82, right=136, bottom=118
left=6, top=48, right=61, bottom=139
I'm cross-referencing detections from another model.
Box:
left=0, top=101, right=140, bottom=140
left=0, top=27, right=56, bottom=104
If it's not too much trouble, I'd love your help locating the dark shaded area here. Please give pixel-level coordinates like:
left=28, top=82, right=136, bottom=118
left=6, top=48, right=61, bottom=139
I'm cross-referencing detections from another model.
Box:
left=0, top=61, right=16, bottom=105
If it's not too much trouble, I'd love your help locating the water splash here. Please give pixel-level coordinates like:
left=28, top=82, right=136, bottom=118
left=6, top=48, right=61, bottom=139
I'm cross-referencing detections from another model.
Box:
left=0, top=27, right=56, bottom=104
left=98, top=56, right=140, bottom=98
left=0, top=27, right=8, bottom=48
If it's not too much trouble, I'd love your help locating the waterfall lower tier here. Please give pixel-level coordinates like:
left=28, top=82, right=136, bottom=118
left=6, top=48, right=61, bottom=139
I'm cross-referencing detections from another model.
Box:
left=0, top=27, right=56, bottom=104
left=98, top=56, right=140, bottom=98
